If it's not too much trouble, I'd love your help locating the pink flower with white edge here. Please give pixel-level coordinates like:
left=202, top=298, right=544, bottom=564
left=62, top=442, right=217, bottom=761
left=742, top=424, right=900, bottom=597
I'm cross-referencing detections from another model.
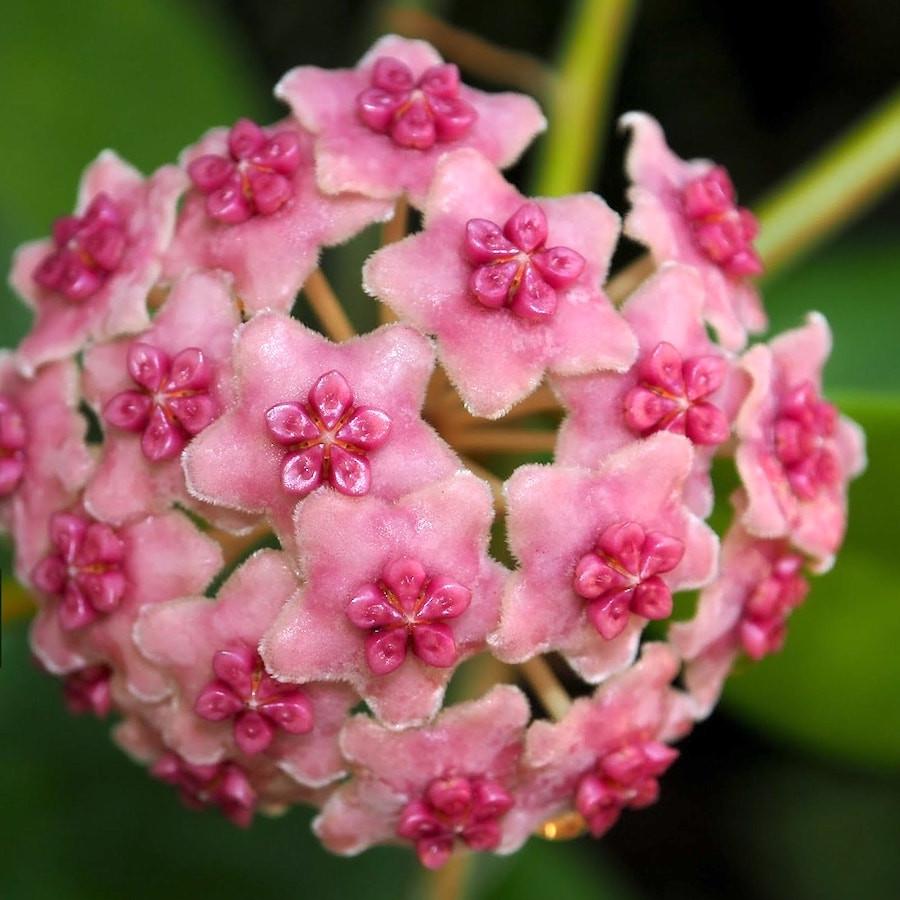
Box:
left=364, top=149, right=636, bottom=417
left=134, top=549, right=355, bottom=788
left=275, top=34, right=546, bottom=207
left=182, top=312, right=457, bottom=552
left=82, top=270, right=244, bottom=527
left=313, top=684, right=530, bottom=868
left=261, top=472, right=506, bottom=728
left=0, top=354, right=93, bottom=583
left=506, top=643, right=689, bottom=843
left=490, top=432, right=718, bottom=683
left=621, top=112, right=766, bottom=350
left=735, top=313, right=865, bottom=570
left=10, top=151, right=186, bottom=375
left=29, top=508, right=222, bottom=702
left=163, top=119, right=391, bottom=314
left=553, top=264, right=747, bottom=516
left=671, top=515, right=811, bottom=717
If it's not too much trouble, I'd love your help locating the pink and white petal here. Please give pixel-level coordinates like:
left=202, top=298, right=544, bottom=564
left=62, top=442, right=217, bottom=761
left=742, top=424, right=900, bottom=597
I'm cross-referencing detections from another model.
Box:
left=339, top=684, right=530, bottom=785
left=735, top=443, right=791, bottom=539
left=313, top=778, right=405, bottom=856
left=769, top=312, right=831, bottom=388
left=357, top=34, right=445, bottom=75
left=30, top=607, right=89, bottom=674
left=362, top=656, right=450, bottom=729
left=681, top=634, right=737, bottom=719
left=558, top=618, right=643, bottom=684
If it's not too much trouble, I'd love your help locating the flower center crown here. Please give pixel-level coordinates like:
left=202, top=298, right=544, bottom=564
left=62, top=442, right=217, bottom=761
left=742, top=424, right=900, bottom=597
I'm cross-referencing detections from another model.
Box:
left=356, top=57, right=477, bottom=150
left=104, top=342, right=218, bottom=462
left=31, top=511, right=126, bottom=631
left=623, top=341, right=729, bottom=445
left=463, top=202, right=586, bottom=322
left=573, top=521, right=684, bottom=640
left=33, top=193, right=128, bottom=301
left=346, top=557, right=472, bottom=675
left=681, top=166, right=763, bottom=279
left=188, top=118, right=301, bottom=224
left=265, top=370, right=392, bottom=498
left=396, top=774, right=513, bottom=869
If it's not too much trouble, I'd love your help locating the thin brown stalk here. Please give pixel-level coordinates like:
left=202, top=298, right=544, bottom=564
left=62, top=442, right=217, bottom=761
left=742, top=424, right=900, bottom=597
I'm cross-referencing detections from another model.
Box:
left=519, top=656, right=572, bottom=720
left=425, top=848, right=472, bottom=900
left=449, top=428, right=556, bottom=455
left=208, top=522, right=274, bottom=569
left=1, top=578, right=35, bottom=624
left=303, top=269, right=356, bottom=342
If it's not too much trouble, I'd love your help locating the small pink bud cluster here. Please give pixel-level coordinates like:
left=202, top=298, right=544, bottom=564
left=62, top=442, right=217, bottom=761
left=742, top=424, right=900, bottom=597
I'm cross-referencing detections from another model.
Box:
left=4, top=34, right=862, bottom=870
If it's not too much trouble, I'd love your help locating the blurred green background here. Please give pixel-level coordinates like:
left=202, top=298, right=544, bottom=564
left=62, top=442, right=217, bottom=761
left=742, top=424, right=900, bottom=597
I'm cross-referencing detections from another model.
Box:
left=1, top=2, right=898, bottom=898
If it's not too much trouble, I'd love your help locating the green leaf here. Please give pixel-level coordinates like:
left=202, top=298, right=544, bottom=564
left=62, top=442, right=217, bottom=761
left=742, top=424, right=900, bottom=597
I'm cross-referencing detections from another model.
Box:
left=723, top=395, right=900, bottom=769
left=0, top=0, right=271, bottom=347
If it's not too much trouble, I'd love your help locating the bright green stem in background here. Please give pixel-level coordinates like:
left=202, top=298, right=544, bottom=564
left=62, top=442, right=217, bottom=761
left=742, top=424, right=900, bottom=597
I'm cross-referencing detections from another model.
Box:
left=532, top=0, right=638, bottom=196
left=756, top=84, right=900, bottom=277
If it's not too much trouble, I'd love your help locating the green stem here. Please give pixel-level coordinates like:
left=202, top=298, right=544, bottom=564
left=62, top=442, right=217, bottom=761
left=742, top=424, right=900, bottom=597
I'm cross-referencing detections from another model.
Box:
left=532, top=0, right=639, bottom=196
left=756, top=85, right=900, bottom=277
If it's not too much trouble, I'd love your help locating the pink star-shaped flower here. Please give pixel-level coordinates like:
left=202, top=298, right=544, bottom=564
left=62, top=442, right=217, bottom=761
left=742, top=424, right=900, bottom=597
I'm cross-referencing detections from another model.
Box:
left=134, top=549, right=355, bottom=787
left=490, top=432, right=719, bottom=682
left=275, top=34, right=546, bottom=207
left=10, top=151, right=185, bottom=375
left=0, top=355, right=93, bottom=582
left=364, top=149, right=636, bottom=417
left=261, top=472, right=506, bottom=728
left=735, top=313, right=865, bottom=570
left=670, top=515, right=810, bottom=717
left=29, top=508, right=222, bottom=702
left=79, top=269, right=254, bottom=534
left=163, top=118, right=391, bottom=314
left=504, top=643, right=691, bottom=843
left=313, top=684, right=530, bottom=867
left=553, top=264, right=747, bottom=516
left=182, top=312, right=458, bottom=551
left=621, top=112, right=766, bottom=350
left=80, top=270, right=244, bottom=527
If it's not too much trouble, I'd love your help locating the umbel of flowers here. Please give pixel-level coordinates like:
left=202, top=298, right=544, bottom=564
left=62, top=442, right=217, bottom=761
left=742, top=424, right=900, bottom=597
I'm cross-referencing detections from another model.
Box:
left=3, top=35, right=864, bottom=869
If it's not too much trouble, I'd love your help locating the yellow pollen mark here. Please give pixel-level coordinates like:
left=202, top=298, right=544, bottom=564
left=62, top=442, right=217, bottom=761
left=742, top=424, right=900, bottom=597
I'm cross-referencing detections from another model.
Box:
left=537, top=810, right=587, bottom=841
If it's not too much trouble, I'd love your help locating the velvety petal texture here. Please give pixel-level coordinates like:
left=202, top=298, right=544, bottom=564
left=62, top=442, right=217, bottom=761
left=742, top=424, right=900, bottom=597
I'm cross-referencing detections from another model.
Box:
left=183, top=312, right=458, bottom=551
left=0, top=354, right=93, bottom=582
left=164, top=119, right=391, bottom=313
left=313, top=684, right=529, bottom=861
left=30, top=510, right=222, bottom=702
left=554, top=263, right=747, bottom=516
left=364, top=149, right=636, bottom=417
left=491, top=433, right=718, bottom=682
left=621, top=112, right=766, bottom=350
left=134, top=549, right=354, bottom=787
left=11, top=151, right=185, bottom=374
left=82, top=270, right=244, bottom=526
left=276, top=35, right=545, bottom=207
left=735, top=313, right=865, bottom=569
left=261, top=472, right=506, bottom=727
left=504, top=643, right=690, bottom=845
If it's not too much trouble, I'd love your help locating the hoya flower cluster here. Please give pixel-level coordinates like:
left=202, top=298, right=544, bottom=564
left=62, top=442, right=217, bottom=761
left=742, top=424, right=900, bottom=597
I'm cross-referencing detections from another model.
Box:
left=3, top=36, right=864, bottom=869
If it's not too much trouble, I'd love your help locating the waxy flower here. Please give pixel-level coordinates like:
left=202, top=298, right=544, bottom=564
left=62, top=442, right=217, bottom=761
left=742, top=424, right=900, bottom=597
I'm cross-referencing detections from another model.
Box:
left=135, top=549, right=355, bottom=787
left=30, top=509, right=222, bottom=702
left=554, top=264, right=746, bottom=516
left=82, top=271, right=242, bottom=526
left=671, top=518, right=811, bottom=716
left=164, top=119, right=391, bottom=314
left=314, top=684, right=530, bottom=867
left=11, top=152, right=185, bottom=374
left=0, top=355, right=93, bottom=582
left=364, top=149, right=636, bottom=417
left=491, top=433, right=718, bottom=682
left=183, top=312, right=457, bottom=551
left=735, top=313, right=865, bottom=569
left=262, top=472, right=506, bottom=727
left=275, top=35, right=545, bottom=206
left=62, top=664, right=114, bottom=717
left=506, top=643, right=690, bottom=842
left=621, top=112, right=766, bottom=350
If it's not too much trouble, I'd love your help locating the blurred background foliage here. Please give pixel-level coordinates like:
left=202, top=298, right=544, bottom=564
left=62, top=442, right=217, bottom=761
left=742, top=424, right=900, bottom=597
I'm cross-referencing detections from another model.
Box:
left=1, top=1, right=898, bottom=898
